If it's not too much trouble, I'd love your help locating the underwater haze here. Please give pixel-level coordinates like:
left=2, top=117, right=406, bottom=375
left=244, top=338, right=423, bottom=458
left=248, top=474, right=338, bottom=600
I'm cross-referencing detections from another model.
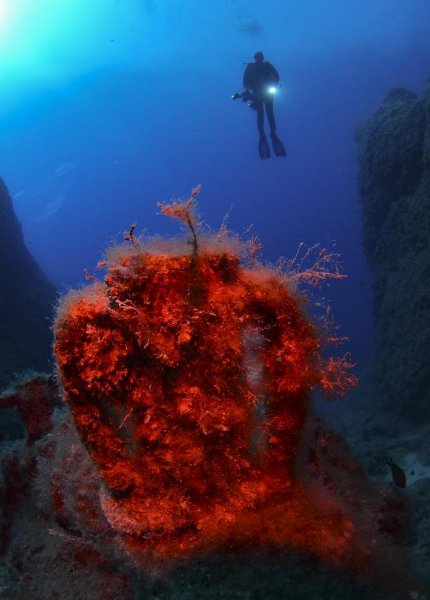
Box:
left=1, top=0, right=430, bottom=370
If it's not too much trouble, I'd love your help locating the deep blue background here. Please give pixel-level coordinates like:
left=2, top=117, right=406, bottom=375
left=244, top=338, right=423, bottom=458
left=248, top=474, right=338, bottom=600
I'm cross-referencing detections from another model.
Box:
left=1, top=0, right=429, bottom=373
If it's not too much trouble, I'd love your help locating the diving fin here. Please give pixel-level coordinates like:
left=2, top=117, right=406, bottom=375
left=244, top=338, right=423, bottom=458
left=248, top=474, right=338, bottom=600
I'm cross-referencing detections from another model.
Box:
left=258, top=134, right=271, bottom=160
left=270, top=134, right=287, bottom=157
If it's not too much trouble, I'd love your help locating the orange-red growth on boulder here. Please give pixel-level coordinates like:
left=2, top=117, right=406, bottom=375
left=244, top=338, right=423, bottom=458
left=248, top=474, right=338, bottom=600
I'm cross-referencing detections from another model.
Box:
left=0, top=374, right=60, bottom=444
left=54, top=194, right=362, bottom=566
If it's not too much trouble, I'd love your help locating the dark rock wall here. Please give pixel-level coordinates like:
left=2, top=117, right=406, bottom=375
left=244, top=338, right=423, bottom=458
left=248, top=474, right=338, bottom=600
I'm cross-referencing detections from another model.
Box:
left=356, top=82, right=430, bottom=423
left=0, top=178, right=56, bottom=389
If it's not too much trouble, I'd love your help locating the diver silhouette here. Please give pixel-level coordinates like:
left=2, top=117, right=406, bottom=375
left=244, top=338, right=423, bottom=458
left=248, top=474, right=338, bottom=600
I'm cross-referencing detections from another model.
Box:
left=242, top=51, right=286, bottom=160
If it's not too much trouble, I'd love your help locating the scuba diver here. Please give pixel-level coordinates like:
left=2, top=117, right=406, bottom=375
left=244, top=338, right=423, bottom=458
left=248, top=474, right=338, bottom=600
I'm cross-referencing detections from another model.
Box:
left=233, top=51, right=286, bottom=160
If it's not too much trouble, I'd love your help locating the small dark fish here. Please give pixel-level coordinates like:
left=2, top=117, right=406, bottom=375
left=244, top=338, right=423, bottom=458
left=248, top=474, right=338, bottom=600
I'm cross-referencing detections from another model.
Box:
left=387, top=457, right=407, bottom=488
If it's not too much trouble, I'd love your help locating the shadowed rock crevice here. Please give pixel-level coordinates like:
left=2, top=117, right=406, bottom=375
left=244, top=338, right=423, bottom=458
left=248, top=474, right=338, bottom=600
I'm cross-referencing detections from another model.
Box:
left=0, top=178, right=56, bottom=391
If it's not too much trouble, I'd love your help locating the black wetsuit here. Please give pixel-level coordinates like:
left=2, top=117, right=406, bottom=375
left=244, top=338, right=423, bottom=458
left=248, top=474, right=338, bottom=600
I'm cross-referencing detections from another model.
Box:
left=243, top=61, right=280, bottom=136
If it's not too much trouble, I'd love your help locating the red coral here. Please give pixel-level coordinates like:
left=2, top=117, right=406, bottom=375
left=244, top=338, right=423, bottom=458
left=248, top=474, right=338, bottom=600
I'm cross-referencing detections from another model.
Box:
left=158, top=186, right=201, bottom=252
left=53, top=198, right=373, bottom=568
left=318, top=354, right=358, bottom=397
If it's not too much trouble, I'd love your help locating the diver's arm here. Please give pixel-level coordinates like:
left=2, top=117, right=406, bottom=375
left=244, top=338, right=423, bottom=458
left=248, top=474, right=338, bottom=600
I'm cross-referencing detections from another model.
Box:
left=243, top=65, right=252, bottom=89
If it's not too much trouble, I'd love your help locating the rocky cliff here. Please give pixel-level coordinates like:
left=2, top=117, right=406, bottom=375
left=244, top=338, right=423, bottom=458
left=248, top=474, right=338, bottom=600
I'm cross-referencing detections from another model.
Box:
left=356, top=81, right=430, bottom=424
left=0, top=178, right=56, bottom=390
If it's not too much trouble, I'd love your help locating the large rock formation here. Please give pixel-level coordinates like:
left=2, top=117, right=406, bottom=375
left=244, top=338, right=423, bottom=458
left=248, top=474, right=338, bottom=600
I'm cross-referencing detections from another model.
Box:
left=0, top=192, right=410, bottom=597
left=0, top=178, right=56, bottom=390
left=356, top=81, right=430, bottom=424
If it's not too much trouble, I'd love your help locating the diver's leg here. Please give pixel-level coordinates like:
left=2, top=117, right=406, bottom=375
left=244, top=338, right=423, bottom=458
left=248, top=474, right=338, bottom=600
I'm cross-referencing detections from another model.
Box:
left=254, top=99, right=270, bottom=158
left=265, top=99, right=276, bottom=136
left=265, top=99, right=286, bottom=157
left=255, top=101, right=265, bottom=135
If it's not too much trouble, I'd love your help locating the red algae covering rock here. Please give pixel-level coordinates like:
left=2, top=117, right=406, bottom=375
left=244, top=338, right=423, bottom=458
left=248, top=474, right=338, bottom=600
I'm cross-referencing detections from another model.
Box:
left=0, top=414, right=134, bottom=599
left=52, top=192, right=367, bottom=568
left=0, top=374, right=61, bottom=444
left=0, top=193, right=414, bottom=598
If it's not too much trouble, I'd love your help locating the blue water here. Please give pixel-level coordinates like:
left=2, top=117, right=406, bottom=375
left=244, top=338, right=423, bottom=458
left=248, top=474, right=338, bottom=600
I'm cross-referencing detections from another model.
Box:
left=0, top=0, right=429, bottom=371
